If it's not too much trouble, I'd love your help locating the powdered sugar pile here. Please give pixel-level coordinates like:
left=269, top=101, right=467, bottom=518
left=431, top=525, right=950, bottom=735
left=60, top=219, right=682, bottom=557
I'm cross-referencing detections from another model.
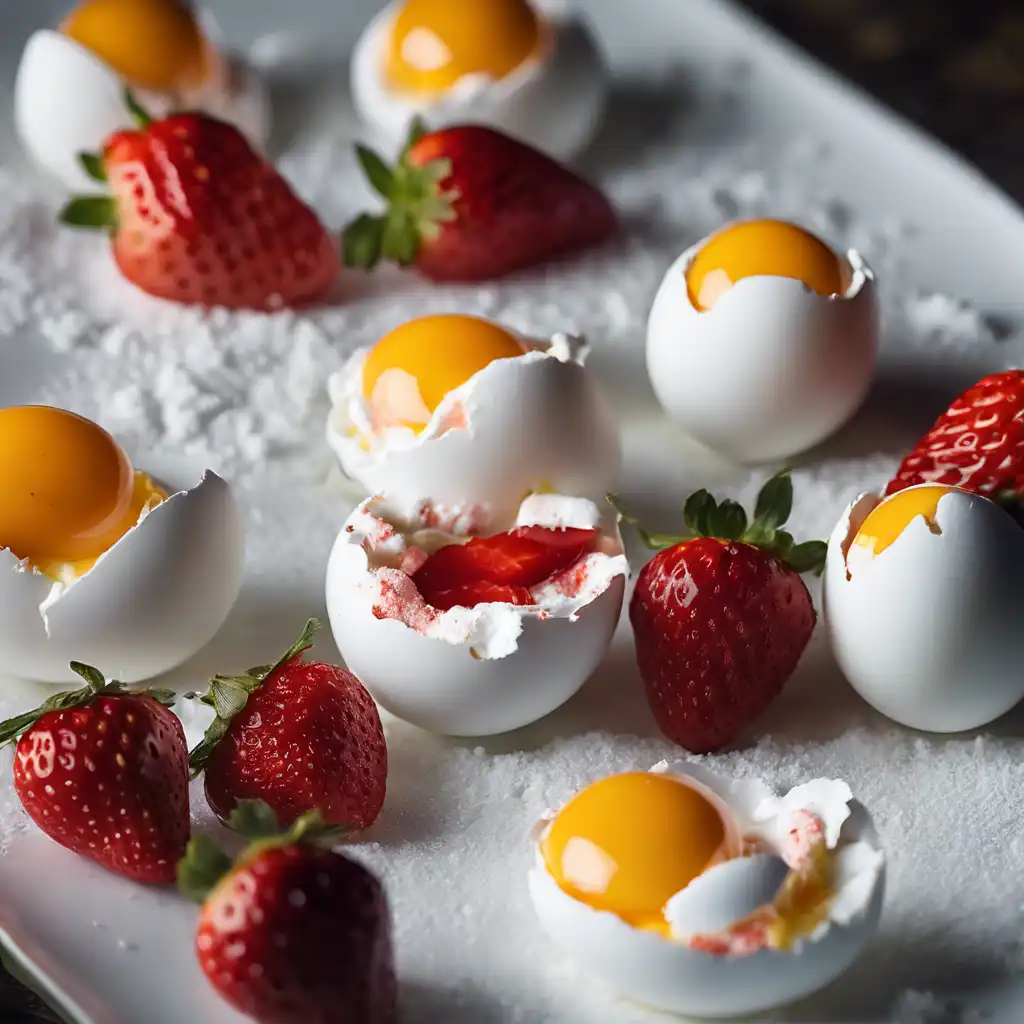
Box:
left=1, top=2, right=1023, bottom=1020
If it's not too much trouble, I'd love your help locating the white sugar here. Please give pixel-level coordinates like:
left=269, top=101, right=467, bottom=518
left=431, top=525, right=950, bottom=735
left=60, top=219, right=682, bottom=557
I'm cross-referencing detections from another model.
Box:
left=0, top=71, right=1021, bottom=1024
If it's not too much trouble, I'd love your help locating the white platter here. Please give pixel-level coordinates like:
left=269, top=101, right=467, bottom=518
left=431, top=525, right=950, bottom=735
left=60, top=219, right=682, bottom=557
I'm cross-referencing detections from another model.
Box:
left=1, top=1, right=1023, bottom=1022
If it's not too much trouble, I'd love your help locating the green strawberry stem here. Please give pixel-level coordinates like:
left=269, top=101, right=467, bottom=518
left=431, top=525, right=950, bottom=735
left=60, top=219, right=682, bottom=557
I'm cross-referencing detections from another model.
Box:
left=176, top=799, right=348, bottom=903
left=342, top=117, right=459, bottom=271
left=0, top=663, right=175, bottom=747
left=59, top=89, right=156, bottom=231
left=609, top=469, right=828, bottom=575
left=186, top=618, right=320, bottom=779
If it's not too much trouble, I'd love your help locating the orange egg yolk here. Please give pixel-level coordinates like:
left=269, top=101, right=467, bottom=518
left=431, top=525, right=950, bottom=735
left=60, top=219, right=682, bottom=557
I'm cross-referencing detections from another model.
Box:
left=362, top=314, right=526, bottom=433
left=0, top=406, right=167, bottom=579
left=386, top=0, right=542, bottom=94
left=61, top=0, right=208, bottom=92
left=686, top=219, right=848, bottom=312
left=852, top=485, right=954, bottom=558
left=541, top=773, right=733, bottom=932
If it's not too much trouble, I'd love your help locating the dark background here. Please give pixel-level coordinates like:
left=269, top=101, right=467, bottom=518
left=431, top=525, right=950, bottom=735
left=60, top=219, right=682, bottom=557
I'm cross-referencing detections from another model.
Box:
left=2, top=0, right=1022, bottom=1020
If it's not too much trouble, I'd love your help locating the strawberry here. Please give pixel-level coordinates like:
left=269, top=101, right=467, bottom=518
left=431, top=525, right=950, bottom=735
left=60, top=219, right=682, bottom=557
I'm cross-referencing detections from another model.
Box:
left=59, top=89, right=338, bottom=310
left=188, top=619, right=387, bottom=833
left=343, top=122, right=616, bottom=282
left=885, top=370, right=1024, bottom=514
left=412, top=525, right=600, bottom=610
left=0, top=663, right=188, bottom=882
left=179, top=801, right=396, bottom=1024
left=612, top=471, right=826, bottom=753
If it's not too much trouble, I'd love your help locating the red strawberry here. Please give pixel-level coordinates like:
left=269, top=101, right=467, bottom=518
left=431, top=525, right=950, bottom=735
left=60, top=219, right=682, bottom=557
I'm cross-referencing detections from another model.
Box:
left=885, top=370, right=1024, bottom=512
left=343, top=122, right=616, bottom=282
left=412, top=525, right=600, bottom=609
left=179, top=802, right=396, bottom=1024
left=59, top=90, right=338, bottom=310
left=188, top=619, right=387, bottom=832
left=612, top=471, right=826, bottom=753
left=0, top=663, right=189, bottom=882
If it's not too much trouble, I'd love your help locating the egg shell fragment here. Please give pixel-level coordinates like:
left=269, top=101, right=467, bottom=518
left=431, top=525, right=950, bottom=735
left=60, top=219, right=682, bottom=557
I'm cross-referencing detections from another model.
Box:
left=350, top=1, right=607, bottom=161
left=325, top=494, right=627, bottom=737
left=646, top=240, right=878, bottom=463
left=326, top=334, right=621, bottom=531
left=529, top=763, right=885, bottom=1018
left=0, top=456, right=243, bottom=685
left=823, top=485, right=1024, bottom=732
left=15, top=29, right=269, bottom=192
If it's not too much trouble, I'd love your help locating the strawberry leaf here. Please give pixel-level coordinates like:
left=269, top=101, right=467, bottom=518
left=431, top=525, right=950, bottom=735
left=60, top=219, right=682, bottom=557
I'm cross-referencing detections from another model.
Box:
left=382, top=209, right=420, bottom=265
left=77, top=151, right=106, bottom=183
left=405, top=116, right=428, bottom=148
left=607, top=494, right=690, bottom=551
left=187, top=619, right=321, bottom=778
left=355, top=145, right=394, bottom=200
left=229, top=799, right=284, bottom=839
left=70, top=661, right=108, bottom=694
left=177, top=835, right=234, bottom=904
left=58, top=196, right=117, bottom=231
left=342, top=213, right=386, bottom=270
left=711, top=499, right=748, bottom=541
left=683, top=490, right=715, bottom=537
left=122, top=87, right=153, bottom=128
left=787, top=540, right=828, bottom=576
left=752, top=468, right=793, bottom=532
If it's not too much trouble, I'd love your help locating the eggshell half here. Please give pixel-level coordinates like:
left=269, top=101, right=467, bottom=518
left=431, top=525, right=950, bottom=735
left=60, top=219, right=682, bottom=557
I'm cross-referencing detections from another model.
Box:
left=326, top=335, right=621, bottom=532
left=646, top=241, right=878, bottom=463
left=350, top=2, right=607, bottom=160
left=529, top=763, right=885, bottom=1018
left=823, top=486, right=1024, bottom=732
left=15, top=29, right=269, bottom=192
left=0, top=456, right=243, bottom=684
left=325, top=495, right=627, bottom=736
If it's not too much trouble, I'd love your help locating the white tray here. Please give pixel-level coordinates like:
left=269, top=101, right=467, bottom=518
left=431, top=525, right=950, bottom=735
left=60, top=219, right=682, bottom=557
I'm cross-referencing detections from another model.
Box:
left=1, top=1, right=1023, bottom=1022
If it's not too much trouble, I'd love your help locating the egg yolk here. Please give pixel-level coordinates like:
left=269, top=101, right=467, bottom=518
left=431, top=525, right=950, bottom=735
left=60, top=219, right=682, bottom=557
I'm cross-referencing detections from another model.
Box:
left=852, top=485, right=954, bottom=558
left=386, top=0, right=542, bottom=94
left=0, top=406, right=167, bottom=578
left=686, top=219, right=848, bottom=312
left=768, top=842, right=834, bottom=951
left=541, top=773, right=732, bottom=931
left=62, top=0, right=208, bottom=92
left=362, top=314, right=526, bottom=433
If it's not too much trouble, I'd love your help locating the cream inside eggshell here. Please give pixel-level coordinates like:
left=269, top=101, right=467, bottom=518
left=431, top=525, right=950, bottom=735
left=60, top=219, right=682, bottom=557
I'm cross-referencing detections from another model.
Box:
left=324, top=491, right=627, bottom=737
left=645, top=238, right=879, bottom=463
left=529, top=763, right=885, bottom=1019
left=0, top=458, right=243, bottom=685
left=350, top=1, right=607, bottom=161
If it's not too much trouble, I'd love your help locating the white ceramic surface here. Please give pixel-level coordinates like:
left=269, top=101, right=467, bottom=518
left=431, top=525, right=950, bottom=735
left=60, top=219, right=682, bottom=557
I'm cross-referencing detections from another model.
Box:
left=2, top=1, right=1024, bottom=1023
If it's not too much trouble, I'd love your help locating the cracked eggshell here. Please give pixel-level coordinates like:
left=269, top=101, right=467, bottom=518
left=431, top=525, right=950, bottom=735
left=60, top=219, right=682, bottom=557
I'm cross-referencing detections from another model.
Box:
left=326, top=334, right=620, bottom=531
left=15, top=27, right=269, bottom=192
left=0, top=455, right=243, bottom=685
left=528, top=763, right=885, bottom=1019
left=646, top=240, right=878, bottom=463
left=350, top=1, right=606, bottom=161
left=324, top=494, right=627, bottom=736
left=823, top=485, right=1024, bottom=732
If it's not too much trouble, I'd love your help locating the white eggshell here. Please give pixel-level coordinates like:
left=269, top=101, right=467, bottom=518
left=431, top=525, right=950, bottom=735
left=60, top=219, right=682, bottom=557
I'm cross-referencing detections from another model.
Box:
left=351, top=2, right=607, bottom=161
left=823, top=486, right=1024, bottom=732
left=15, top=29, right=270, bottom=192
left=665, top=854, right=789, bottom=938
left=0, top=456, right=243, bottom=685
left=529, top=766, right=885, bottom=1018
left=646, top=241, right=878, bottom=463
left=326, top=336, right=620, bottom=531
left=324, top=496, right=626, bottom=736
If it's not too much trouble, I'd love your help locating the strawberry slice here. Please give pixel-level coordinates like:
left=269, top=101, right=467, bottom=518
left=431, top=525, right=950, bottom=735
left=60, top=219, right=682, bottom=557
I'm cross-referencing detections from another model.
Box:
left=412, top=527, right=599, bottom=609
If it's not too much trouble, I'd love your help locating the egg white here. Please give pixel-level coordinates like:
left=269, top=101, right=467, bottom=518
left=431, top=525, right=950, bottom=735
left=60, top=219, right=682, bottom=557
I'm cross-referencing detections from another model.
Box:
left=0, top=455, right=243, bottom=684
left=646, top=237, right=879, bottom=463
left=350, top=1, right=607, bottom=161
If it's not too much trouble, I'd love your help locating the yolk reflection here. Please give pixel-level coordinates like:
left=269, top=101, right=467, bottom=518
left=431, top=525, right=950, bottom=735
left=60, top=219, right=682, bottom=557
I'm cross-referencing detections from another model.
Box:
left=362, top=314, right=526, bottom=433
left=62, top=0, right=208, bottom=92
left=542, top=772, right=732, bottom=931
left=386, top=0, right=542, bottom=94
left=852, top=485, right=954, bottom=559
left=686, top=219, right=847, bottom=312
left=0, top=406, right=167, bottom=578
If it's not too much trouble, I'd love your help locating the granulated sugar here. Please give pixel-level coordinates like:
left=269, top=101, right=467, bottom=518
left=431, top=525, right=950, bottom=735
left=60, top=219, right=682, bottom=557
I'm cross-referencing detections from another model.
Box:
left=0, top=32, right=1023, bottom=1024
